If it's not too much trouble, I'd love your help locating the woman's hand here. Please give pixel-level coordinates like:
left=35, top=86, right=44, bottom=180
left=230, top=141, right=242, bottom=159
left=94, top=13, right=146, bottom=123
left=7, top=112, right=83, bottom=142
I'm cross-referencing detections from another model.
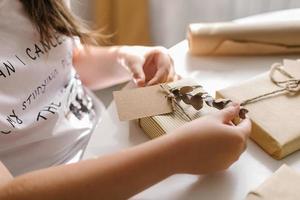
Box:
left=117, top=46, right=179, bottom=87
left=170, top=103, right=251, bottom=174
left=0, top=104, right=251, bottom=200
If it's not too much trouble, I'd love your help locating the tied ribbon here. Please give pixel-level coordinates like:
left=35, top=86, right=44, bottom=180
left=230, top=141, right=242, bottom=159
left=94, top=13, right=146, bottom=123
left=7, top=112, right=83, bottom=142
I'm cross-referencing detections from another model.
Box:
left=241, top=63, right=300, bottom=106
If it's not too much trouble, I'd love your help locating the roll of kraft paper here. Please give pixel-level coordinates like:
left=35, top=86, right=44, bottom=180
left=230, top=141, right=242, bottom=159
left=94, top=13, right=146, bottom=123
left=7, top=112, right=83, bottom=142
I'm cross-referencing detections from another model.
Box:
left=188, top=21, right=300, bottom=56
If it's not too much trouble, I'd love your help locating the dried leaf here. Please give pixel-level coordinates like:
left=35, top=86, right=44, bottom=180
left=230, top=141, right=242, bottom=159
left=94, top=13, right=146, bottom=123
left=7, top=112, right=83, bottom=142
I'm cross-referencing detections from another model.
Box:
left=194, top=92, right=204, bottom=97
left=182, top=95, right=191, bottom=104
left=180, top=86, right=193, bottom=94
left=171, top=88, right=180, bottom=96
left=239, top=108, right=248, bottom=119
left=190, top=94, right=203, bottom=110
left=213, top=99, right=232, bottom=110
left=170, top=89, right=182, bottom=101
left=169, top=86, right=246, bottom=117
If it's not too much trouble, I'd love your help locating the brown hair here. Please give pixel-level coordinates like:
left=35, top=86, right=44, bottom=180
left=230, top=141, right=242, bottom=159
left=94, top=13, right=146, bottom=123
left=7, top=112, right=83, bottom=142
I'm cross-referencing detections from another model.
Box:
left=20, top=0, right=100, bottom=44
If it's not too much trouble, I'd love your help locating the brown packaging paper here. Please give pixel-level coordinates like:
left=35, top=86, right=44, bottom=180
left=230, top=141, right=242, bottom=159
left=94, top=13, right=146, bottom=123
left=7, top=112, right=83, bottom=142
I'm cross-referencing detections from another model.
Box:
left=216, top=59, right=300, bottom=159
left=139, top=79, right=217, bottom=139
left=246, top=165, right=300, bottom=200
left=188, top=21, right=300, bottom=56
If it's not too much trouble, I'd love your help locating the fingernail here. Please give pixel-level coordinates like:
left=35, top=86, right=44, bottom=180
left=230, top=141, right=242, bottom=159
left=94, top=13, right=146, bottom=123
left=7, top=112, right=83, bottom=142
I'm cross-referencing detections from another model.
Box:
left=136, top=79, right=145, bottom=87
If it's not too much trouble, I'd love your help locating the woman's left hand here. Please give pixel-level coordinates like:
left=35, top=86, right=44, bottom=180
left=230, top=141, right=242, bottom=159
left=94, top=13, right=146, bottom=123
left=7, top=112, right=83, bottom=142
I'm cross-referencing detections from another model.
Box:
left=117, top=46, right=179, bottom=87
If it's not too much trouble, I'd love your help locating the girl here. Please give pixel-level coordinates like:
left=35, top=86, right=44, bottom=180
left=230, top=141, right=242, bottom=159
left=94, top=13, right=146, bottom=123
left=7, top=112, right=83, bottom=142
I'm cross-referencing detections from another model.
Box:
left=0, top=0, right=251, bottom=199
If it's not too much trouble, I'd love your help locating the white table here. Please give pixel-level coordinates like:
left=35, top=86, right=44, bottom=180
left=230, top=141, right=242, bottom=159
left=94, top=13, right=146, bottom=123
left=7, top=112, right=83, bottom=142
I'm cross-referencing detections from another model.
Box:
left=84, top=10, right=300, bottom=200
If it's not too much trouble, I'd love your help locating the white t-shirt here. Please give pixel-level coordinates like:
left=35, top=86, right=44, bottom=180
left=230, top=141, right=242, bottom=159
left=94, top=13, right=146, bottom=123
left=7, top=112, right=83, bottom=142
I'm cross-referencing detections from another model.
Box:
left=0, top=0, right=102, bottom=176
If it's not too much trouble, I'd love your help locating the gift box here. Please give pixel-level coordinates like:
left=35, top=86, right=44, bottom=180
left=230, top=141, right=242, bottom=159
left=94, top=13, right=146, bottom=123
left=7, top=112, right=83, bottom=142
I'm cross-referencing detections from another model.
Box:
left=114, top=79, right=247, bottom=140
left=114, top=79, right=224, bottom=139
left=188, top=21, right=300, bottom=56
left=246, top=165, right=300, bottom=200
left=216, top=59, right=300, bottom=159
left=138, top=79, right=218, bottom=138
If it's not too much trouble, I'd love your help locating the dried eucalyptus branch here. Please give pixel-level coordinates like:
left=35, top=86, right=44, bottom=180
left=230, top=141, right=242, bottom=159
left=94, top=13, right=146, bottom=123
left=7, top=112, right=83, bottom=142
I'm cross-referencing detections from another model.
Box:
left=169, top=86, right=248, bottom=119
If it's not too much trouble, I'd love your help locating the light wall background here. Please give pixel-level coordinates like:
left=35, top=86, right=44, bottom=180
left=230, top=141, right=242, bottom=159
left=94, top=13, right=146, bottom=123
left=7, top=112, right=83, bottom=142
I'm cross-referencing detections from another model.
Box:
left=72, top=0, right=300, bottom=48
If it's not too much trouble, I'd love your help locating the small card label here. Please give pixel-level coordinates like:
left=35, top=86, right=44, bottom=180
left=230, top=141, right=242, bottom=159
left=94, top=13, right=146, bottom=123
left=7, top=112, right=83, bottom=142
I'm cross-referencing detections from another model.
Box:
left=113, top=85, right=173, bottom=121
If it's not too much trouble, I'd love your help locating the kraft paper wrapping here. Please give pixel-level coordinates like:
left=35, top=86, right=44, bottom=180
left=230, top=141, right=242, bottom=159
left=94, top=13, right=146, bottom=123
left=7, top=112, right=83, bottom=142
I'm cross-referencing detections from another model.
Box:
left=188, top=21, right=300, bottom=56
left=139, top=79, right=217, bottom=139
left=216, top=60, right=300, bottom=159
left=246, top=165, right=300, bottom=200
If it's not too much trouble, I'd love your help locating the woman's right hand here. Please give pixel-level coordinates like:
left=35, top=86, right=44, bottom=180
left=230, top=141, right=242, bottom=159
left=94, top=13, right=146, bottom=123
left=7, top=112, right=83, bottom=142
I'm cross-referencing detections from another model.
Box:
left=0, top=105, right=250, bottom=200
left=170, top=103, right=251, bottom=175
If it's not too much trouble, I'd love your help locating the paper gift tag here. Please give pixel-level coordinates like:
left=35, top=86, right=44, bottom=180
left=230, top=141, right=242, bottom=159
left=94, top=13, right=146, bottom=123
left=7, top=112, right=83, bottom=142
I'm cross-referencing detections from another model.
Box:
left=113, top=85, right=173, bottom=121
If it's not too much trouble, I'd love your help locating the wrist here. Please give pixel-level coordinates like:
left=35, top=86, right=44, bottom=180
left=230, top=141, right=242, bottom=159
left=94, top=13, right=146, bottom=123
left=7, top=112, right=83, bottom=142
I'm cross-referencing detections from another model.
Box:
left=156, top=132, right=189, bottom=175
left=166, top=127, right=202, bottom=174
left=113, top=45, right=129, bottom=66
left=107, top=46, right=122, bottom=64
left=136, top=134, right=181, bottom=177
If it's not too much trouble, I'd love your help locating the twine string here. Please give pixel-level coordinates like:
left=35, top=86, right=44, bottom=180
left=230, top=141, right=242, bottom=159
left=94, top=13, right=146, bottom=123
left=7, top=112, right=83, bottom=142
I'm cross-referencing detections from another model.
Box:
left=241, top=63, right=300, bottom=106
left=160, top=63, right=300, bottom=119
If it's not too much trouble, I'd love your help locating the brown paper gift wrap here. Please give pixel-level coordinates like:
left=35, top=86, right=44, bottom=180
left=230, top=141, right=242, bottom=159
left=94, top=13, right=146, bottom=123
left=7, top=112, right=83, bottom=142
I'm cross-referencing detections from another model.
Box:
left=139, top=79, right=217, bottom=139
left=188, top=21, right=300, bottom=56
left=216, top=60, right=300, bottom=159
left=246, top=165, right=300, bottom=200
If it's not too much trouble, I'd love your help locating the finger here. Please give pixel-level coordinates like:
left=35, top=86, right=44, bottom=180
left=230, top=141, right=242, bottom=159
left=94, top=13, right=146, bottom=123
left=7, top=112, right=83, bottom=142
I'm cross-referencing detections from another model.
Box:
left=147, top=70, right=168, bottom=85
left=236, top=117, right=252, bottom=138
left=143, top=54, right=157, bottom=83
left=166, top=55, right=175, bottom=80
left=166, top=64, right=176, bottom=82
left=136, top=79, right=146, bottom=87
left=147, top=64, right=169, bottom=85
left=216, top=103, right=240, bottom=124
left=129, top=63, right=146, bottom=87
left=147, top=53, right=172, bottom=85
left=241, top=140, right=248, bottom=153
